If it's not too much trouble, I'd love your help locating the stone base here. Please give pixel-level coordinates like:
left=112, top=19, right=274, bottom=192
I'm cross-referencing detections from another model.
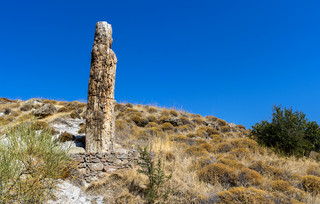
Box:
left=69, top=149, right=139, bottom=185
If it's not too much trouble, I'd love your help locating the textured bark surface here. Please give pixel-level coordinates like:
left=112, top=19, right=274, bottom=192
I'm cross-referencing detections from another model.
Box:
left=86, top=21, right=117, bottom=153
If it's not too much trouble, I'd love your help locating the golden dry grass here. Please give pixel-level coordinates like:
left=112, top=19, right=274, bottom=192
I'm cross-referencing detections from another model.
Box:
left=1, top=98, right=320, bottom=203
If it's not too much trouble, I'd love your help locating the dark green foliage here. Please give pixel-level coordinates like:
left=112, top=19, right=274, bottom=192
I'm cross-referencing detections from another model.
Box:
left=251, top=105, right=320, bottom=156
left=136, top=146, right=172, bottom=204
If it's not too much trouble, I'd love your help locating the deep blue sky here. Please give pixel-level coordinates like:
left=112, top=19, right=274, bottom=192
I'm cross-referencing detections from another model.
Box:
left=1, top=0, right=320, bottom=128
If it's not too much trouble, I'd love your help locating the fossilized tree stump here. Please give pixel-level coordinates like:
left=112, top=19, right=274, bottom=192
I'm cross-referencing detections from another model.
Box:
left=86, top=21, right=117, bottom=153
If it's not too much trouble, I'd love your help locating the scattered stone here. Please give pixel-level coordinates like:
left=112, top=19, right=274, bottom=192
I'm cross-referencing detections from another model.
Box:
left=132, top=151, right=140, bottom=159
left=118, top=154, right=127, bottom=159
left=98, top=172, right=107, bottom=178
left=68, top=147, right=86, bottom=154
left=203, top=121, right=221, bottom=131
left=162, top=117, right=183, bottom=126
left=114, top=159, right=122, bottom=165
left=34, top=104, right=57, bottom=118
left=88, top=163, right=104, bottom=171
left=74, top=156, right=85, bottom=163
left=121, top=159, right=129, bottom=165
left=103, top=166, right=117, bottom=173
left=78, top=168, right=86, bottom=176
left=115, top=148, right=129, bottom=154
left=78, top=163, right=86, bottom=168
left=91, top=158, right=101, bottom=163
left=309, top=151, right=320, bottom=160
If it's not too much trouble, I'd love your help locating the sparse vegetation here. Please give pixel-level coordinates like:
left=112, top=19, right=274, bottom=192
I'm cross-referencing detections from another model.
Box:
left=0, top=121, right=74, bottom=203
left=59, top=132, right=74, bottom=142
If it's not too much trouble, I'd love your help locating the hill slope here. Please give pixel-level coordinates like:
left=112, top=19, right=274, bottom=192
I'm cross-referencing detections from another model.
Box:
left=1, top=98, right=320, bottom=203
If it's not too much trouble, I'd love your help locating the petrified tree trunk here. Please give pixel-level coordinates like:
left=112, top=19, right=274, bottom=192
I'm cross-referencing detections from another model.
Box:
left=86, top=21, right=117, bottom=153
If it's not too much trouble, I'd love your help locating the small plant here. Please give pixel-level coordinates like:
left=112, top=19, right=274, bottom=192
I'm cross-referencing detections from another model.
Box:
left=20, top=104, right=33, bottom=111
left=147, top=107, right=158, bottom=114
left=192, top=118, right=203, bottom=125
left=78, top=123, right=86, bottom=134
left=59, top=132, right=74, bottom=142
left=198, top=163, right=238, bottom=187
left=301, top=175, right=320, bottom=195
left=114, top=103, right=127, bottom=112
left=220, top=125, right=230, bottom=133
left=136, top=146, right=172, bottom=204
left=126, top=103, right=133, bottom=108
left=217, top=119, right=227, bottom=126
left=169, top=110, right=178, bottom=117
left=184, top=146, right=209, bottom=157
left=218, top=187, right=270, bottom=203
left=131, top=114, right=149, bottom=127
left=70, top=111, right=80, bottom=119
left=4, top=108, right=11, bottom=115
left=161, top=122, right=174, bottom=131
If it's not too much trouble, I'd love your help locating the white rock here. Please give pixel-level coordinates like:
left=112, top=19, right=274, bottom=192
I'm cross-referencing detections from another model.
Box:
left=51, top=118, right=85, bottom=136
left=47, top=180, right=104, bottom=204
left=68, top=147, right=86, bottom=154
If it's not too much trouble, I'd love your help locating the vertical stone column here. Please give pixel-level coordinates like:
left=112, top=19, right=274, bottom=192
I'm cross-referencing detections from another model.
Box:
left=86, top=21, right=117, bottom=153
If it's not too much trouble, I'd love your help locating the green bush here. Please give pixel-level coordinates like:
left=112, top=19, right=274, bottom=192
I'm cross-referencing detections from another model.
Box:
left=0, top=121, right=73, bottom=203
left=251, top=105, right=320, bottom=156
left=136, top=146, right=172, bottom=204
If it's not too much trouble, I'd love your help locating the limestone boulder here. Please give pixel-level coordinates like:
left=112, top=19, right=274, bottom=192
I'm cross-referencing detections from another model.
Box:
left=34, top=104, right=57, bottom=118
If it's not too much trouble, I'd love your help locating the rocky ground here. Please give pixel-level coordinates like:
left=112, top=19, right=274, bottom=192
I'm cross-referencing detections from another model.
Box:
left=47, top=180, right=104, bottom=204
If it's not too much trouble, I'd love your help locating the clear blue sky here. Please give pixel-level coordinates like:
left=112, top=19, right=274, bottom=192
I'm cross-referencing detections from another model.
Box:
left=1, top=0, right=320, bottom=128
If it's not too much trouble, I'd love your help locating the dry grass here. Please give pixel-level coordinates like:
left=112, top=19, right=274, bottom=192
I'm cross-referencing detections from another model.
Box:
left=217, top=187, right=270, bottom=203
left=2, top=98, right=320, bottom=203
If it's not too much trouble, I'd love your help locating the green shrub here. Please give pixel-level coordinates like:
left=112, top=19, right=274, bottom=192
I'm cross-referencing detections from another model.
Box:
left=0, top=121, right=73, bottom=203
left=136, top=146, right=172, bottom=204
left=251, top=105, right=320, bottom=156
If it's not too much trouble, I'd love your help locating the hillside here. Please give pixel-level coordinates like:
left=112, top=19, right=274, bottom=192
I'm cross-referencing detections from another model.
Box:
left=1, top=98, right=320, bottom=203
